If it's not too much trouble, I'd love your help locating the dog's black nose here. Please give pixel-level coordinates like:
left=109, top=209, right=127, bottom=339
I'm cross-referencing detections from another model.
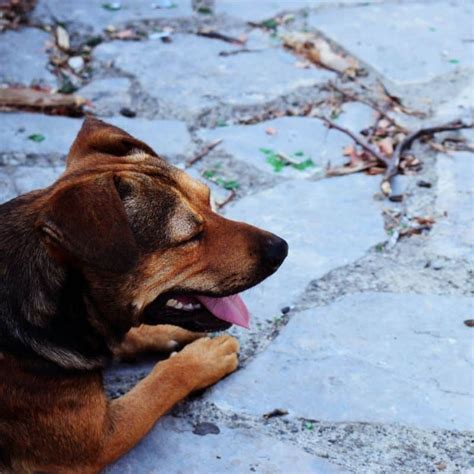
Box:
left=262, top=235, right=288, bottom=269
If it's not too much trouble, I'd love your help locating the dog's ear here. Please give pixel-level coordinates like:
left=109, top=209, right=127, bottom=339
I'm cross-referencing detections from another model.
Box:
left=37, top=174, right=138, bottom=273
left=67, top=117, right=158, bottom=169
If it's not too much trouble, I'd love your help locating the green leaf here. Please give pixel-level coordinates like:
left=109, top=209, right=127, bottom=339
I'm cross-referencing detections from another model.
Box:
left=197, top=6, right=212, bottom=14
left=102, top=2, right=121, bottom=11
left=261, top=18, right=278, bottom=30
left=304, top=421, right=314, bottom=431
left=266, top=154, right=285, bottom=172
left=216, top=120, right=228, bottom=127
left=291, top=158, right=315, bottom=171
left=259, top=147, right=274, bottom=155
left=223, top=180, right=240, bottom=190
left=293, top=151, right=304, bottom=157
left=375, top=243, right=385, bottom=253
left=202, top=170, right=216, bottom=179
left=448, top=59, right=460, bottom=64
left=27, top=134, right=45, bottom=143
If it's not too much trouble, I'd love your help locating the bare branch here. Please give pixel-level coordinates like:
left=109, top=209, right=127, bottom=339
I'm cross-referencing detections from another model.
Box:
left=186, top=139, right=223, bottom=167
left=381, top=120, right=474, bottom=195
left=316, top=115, right=390, bottom=167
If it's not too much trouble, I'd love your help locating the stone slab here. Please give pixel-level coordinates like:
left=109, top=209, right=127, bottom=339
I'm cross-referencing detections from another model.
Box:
left=0, top=28, right=57, bottom=87
left=430, top=152, right=474, bottom=260
left=33, top=0, right=193, bottom=34
left=209, top=293, right=474, bottom=431
left=197, top=103, right=375, bottom=178
left=223, top=175, right=385, bottom=321
left=0, top=113, right=193, bottom=161
left=78, top=77, right=133, bottom=116
left=107, top=416, right=345, bottom=473
left=0, top=165, right=64, bottom=204
left=215, top=0, right=384, bottom=23
left=94, top=34, right=335, bottom=118
left=308, top=1, right=474, bottom=85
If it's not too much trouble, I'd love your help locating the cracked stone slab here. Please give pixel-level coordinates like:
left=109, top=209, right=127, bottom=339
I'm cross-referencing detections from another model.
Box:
left=106, top=416, right=345, bottom=473
left=0, top=28, right=57, bottom=87
left=308, top=1, right=474, bottom=85
left=32, top=0, right=193, bottom=35
left=78, top=78, right=133, bottom=116
left=0, top=165, right=64, bottom=204
left=430, top=152, right=474, bottom=261
left=197, top=102, right=375, bottom=178
left=209, top=293, right=474, bottom=431
left=223, top=175, right=385, bottom=321
left=0, top=113, right=193, bottom=163
left=93, top=34, right=335, bottom=119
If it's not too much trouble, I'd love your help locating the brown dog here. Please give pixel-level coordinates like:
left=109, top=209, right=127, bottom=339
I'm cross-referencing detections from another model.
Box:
left=0, top=118, right=288, bottom=473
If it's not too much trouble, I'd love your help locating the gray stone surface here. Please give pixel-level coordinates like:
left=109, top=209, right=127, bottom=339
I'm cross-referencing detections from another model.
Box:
left=78, top=77, right=133, bottom=116
left=33, top=0, right=193, bottom=34
left=0, top=165, right=64, bottom=204
left=0, top=113, right=193, bottom=161
left=94, top=34, right=335, bottom=118
left=308, top=1, right=474, bottom=84
left=430, top=152, right=474, bottom=260
left=223, top=175, right=385, bottom=321
left=197, top=102, right=375, bottom=177
left=209, top=293, right=474, bottom=431
left=107, top=416, right=345, bottom=473
left=0, top=28, right=57, bottom=87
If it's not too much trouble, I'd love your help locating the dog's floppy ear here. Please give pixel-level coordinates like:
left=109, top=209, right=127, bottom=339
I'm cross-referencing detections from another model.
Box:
left=37, top=174, right=138, bottom=273
left=67, top=117, right=158, bottom=169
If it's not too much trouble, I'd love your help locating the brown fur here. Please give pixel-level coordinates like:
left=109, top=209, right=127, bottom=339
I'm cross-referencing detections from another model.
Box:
left=0, top=118, right=287, bottom=472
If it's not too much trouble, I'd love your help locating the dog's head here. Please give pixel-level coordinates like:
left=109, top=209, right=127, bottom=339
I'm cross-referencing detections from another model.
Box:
left=36, top=118, right=288, bottom=334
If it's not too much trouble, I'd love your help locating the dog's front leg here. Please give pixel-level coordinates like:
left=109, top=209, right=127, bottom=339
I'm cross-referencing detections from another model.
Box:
left=95, top=335, right=239, bottom=470
left=113, top=324, right=205, bottom=358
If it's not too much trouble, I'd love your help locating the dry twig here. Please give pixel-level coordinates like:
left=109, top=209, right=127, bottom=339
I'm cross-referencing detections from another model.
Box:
left=0, top=87, right=86, bottom=115
left=186, top=139, right=223, bottom=167
left=216, top=189, right=236, bottom=209
left=381, top=120, right=474, bottom=195
left=197, top=28, right=246, bottom=45
left=317, top=115, right=390, bottom=167
left=327, top=82, right=404, bottom=130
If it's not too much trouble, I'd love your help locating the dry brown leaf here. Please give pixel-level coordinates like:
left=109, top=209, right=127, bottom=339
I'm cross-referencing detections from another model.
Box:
left=283, top=32, right=359, bottom=76
left=265, top=127, right=277, bottom=135
left=112, top=28, right=141, bottom=40
left=415, top=216, right=435, bottom=226
left=56, top=25, right=70, bottom=51
left=378, top=136, right=394, bottom=156
left=366, top=166, right=385, bottom=175
left=0, top=87, right=86, bottom=114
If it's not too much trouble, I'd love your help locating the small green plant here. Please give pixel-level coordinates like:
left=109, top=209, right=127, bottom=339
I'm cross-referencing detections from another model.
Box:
left=202, top=168, right=240, bottom=191
left=259, top=148, right=315, bottom=173
left=101, top=2, right=121, bottom=11
left=27, top=134, right=45, bottom=143
left=303, top=421, right=314, bottom=431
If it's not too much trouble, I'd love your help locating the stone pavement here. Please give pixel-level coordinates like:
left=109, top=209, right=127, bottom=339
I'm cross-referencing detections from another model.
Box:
left=1, top=1, right=473, bottom=472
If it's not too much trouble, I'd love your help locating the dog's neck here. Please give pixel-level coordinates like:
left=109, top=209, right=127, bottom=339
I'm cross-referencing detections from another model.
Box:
left=0, top=193, right=113, bottom=372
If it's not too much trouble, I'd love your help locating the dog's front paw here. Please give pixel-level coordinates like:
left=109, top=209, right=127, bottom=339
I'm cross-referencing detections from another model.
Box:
left=173, top=335, right=239, bottom=391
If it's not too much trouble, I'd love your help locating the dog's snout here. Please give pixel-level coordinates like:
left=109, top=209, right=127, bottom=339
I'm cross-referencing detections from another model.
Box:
left=262, top=235, right=288, bottom=269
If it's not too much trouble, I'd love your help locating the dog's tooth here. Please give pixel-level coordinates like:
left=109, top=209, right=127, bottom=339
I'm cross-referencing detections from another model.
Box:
left=183, top=304, right=194, bottom=311
left=175, top=302, right=184, bottom=309
left=166, top=299, right=178, bottom=307
left=193, top=303, right=201, bottom=309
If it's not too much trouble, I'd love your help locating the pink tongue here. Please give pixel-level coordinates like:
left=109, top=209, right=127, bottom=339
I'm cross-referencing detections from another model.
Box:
left=196, top=294, right=250, bottom=329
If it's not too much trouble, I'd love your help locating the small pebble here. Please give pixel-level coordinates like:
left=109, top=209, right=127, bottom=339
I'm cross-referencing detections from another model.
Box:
left=464, top=319, right=474, bottom=327
left=417, top=180, right=432, bottom=188
left=192, top=422, right=220, bottom=436
left=68, top=56, right=84, bottom=72
left=120, top=107, right=136, bottom=118
left=281, top=306, right=291, bottom=314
